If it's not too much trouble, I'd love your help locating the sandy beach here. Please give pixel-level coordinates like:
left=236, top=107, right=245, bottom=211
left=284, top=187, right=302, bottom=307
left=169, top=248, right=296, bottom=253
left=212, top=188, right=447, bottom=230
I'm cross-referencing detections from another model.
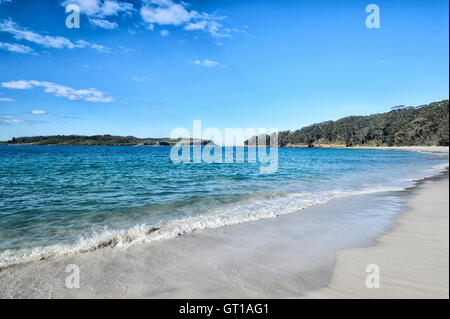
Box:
left=305, top=175, right=449, bottom=298
left=0, top=168, right=448, bottom=299
left=352, top=146, right=449, bottom=153
left=280, top=145, right=450, bottom=153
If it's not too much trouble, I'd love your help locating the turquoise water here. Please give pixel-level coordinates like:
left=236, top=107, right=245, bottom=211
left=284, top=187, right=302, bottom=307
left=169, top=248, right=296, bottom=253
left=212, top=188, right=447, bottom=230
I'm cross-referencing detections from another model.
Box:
left=0, top=146, right=448, bottom=268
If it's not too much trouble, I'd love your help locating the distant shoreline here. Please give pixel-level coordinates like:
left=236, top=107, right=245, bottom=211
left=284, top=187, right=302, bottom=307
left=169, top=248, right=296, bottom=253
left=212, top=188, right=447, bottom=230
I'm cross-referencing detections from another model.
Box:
left=0, top=135, right=214, bottom=147
left=2, top=144, right=449, bottom=153
left=279, top=145, right=449, bottom=153
left=240, top=145, right=450, bottom=153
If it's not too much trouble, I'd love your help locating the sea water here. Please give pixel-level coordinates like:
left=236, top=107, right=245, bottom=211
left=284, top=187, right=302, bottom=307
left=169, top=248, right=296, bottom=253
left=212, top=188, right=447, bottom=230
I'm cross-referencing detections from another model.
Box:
left=0, top=146, right=448, bottom=268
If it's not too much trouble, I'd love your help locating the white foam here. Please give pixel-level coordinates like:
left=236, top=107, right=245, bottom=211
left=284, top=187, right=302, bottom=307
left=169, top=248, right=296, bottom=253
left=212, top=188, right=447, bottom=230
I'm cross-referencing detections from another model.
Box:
left=424, top=162, right=449, bottom=173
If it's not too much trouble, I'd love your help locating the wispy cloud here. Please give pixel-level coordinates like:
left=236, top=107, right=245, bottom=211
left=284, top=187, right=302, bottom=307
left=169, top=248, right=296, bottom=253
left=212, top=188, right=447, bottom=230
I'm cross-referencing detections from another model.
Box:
left=62, top=114, right=86, bottom=120
left=30, top=110, right=48, bottom=115
left=2, top=80, right=114, bottom=103
left=148, top=105, right=163, bottom=109
left=2, top=80, right=32, bottom=89
left=194, top=59, right=218, bottom=67
left=61, top=0, right=135, bottom=29
left=61, top=0, right=134, bottom=17
left=184, top=20, right=207, bottom=31
left=83, top=64, right=103, bottom=70
left=0, top=19, right=109, bottom=53
left=141, top=0, right=231, bottom=38
left=160, top=29, right=169, bottom=37
left=117, top=45, right=140, bottom=55
left=89, top=18, right=118, bottom=30
left=0, top=97, right=15, bottom=102
left=0, top=41, right=33, bottom=54
left=0, top=114, right=23, bottom=124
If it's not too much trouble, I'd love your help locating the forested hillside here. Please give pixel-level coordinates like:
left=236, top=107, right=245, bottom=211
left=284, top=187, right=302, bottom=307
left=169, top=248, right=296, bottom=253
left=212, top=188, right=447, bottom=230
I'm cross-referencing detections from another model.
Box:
left=247, top=100, right=449, bottom=147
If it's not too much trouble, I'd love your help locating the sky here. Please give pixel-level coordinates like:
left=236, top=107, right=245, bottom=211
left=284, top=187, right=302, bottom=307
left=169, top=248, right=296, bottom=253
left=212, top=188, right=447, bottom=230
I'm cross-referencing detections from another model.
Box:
left=0, top=0, right=448, bottom=141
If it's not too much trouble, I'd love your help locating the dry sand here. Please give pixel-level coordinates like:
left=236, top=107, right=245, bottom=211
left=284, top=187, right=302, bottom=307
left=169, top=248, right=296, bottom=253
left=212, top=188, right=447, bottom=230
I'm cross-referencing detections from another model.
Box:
left=305, top=176, right=449, bottom=298
left=352, top=146, right=449, bottom=153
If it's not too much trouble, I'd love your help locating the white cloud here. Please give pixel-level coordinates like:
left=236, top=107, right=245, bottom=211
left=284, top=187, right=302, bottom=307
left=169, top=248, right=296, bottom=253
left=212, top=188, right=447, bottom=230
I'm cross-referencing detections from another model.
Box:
left=160, top=29, right=169, bottom=37
left=89, top=18, right=118, bottom=30
left=0, top=41, right=33, bottom=53
left=59, top=1, right=235, bottom=37
left=141, top=0, right=195, bottom=26
left=1, top=119, right=23, bottom=124
left=89, top=43, right=109, bottom=53
left=184, top=20, right=207, bottom=31
left=0, top=19, right=109, bottom=52
left=132, top=76, right=145, bottom=82
left=141, top=0, right=231, bottom=38
left=0, top=97, right=15, bottom=102
left=62, top=0, right=134, bottom=17
left=2, top=80, right=114, bottom=103
left=61, top=0, right=134, bottom=29
left=194, top=59, right=218, bottom=67
left=2, top=80, right=32, bottom=89
left=31, top=110, right=48, bottom=115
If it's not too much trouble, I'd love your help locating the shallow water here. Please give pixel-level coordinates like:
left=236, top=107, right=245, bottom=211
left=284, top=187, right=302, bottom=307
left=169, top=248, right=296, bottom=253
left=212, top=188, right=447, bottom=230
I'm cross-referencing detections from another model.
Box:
left=0, top=146, right=448, bottom=268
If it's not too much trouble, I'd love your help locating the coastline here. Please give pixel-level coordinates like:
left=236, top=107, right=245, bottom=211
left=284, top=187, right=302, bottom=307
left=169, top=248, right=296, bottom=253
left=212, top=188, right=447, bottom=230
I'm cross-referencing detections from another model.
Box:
left=0, top=169, right=448, bottom=298
left=239, top=145, right=449, bottom=154
left=281, top=145, right=449, bottom=153
left=351, top=145, right=449, bottom=153
left=3, top=144, right=449, bottom=154
left=304, top=172, right=449, bottom=298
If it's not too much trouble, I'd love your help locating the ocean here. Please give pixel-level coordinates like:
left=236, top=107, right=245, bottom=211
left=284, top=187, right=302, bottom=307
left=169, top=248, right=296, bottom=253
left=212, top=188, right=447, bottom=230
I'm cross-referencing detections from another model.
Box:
left=0, top=145, right=448, bottom=268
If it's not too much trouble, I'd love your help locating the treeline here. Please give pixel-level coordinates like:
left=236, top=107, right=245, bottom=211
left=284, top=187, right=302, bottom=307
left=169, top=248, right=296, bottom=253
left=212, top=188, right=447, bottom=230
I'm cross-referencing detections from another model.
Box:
left=2, top=135, right=212, bottom=146
left=246, top=100, right=449, bottom=147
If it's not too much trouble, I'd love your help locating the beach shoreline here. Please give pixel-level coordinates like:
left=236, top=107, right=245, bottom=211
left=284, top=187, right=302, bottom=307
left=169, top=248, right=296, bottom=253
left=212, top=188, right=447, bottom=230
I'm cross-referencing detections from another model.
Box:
left=4, top=145, right=449, bottom=154
left=350, top=145, right=449, bottom=153
left=281, top=146, right=449, bottom=153
left=0, top=168, right=448, bottom=298
left=304, top=171, right=449, bottom=298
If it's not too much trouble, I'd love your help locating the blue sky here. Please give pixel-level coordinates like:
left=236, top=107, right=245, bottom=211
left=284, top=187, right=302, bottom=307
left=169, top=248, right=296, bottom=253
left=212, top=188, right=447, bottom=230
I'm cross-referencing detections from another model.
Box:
left=0, top=0, right=448, bottom=141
